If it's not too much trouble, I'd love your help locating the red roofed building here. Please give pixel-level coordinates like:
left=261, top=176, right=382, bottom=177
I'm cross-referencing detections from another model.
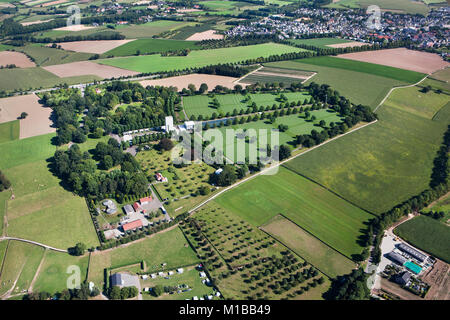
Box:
left=122, top=219, right=143, bottom=232
left=133, top=202, right=142, bottom=212
left=140, top=196, right=152, bottom=205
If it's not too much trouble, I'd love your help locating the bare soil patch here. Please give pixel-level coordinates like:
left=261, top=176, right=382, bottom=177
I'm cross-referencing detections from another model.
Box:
left=42, top=0, right=68, bottom=6
left=422, top=259, right=450, bottom=300
left=177, top=8, right=202, bottom=13
left=0, top=51, right=35, bottom=68
left=54, top=39, right=135, bottom=54
left=0, top=94, right=55, bottom=139
left=140, top=73, right=249, bottom=91
left=337, top=48, right=449, bottom=74
left=186, top=30, right=224, bottom=41
left=53, top=24, right=95, bottom=32
left=21, top=19, right=52, bottom=26
left=43, top=61, right=139, bottom=78
left=327, top=41, right=369, bottom=48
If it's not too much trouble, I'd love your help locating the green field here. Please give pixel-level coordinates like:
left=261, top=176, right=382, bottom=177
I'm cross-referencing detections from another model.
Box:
left=88, top=227, right=199, bottom=287
left=284, top=86, right=450, bottom=215
left=0, top=134, right=99, bottom=249
left=214, top=166, right=373, bottom=259
left=98, top=43, right=306, bottom=73
left=18, top=45, right=94, bottom=67
left=208, top=109, right=343, bottom=162
left=0, top=67, right=100, bottom=92
left=116, top=20, right=198, bottom=39
left=0, top=240, right=45, bottom=296
left=183, top=92, right=311, bottom=118
left=32, top=250, right=89, bottom=294
left=261, top=215, right=356, bottom=278
left=394, top=215, right=450, bottom=263
left=265, top=60, right=410, bottom=109
left=290, top=38, right=353, bottom=49
left=296, top=56, right=425, bottom=84
left=0, top=120, right=19, bottom=144
left=105, top=39, right=202, bottom=57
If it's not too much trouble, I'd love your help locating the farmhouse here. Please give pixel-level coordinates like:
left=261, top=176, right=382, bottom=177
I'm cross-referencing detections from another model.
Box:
left=133, top=202, right=142, bottom=212
left=394, top=271, right=411, bottom=286
left=122, top=219, right=143, bottom=232
left=140, top=196, right=152, bottom=205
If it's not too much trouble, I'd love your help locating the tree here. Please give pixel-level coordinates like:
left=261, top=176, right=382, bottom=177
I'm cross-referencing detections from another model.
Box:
left=158, top=138, right=174, bottom=151
left=211, top=165, right=236, bottom=187
left=109, top=286, right=121, bottom=300
left=70, top=242, right=86, bottom=256
left=199, top=83, right=208, bottom=94
left=152, top=285, right=164, bottom=297
left=0, top=170, right=11, bottom=192
left=19, top=112, right=28, bottom=119
left=199, top=185, right=210, bottom=195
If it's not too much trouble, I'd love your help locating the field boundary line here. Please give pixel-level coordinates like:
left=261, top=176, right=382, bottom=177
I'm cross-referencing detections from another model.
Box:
left=188, top=119, right=378, bottom=214
left=281, top=165, right=377, bottom=217
left=0, top=237, right=67, bottom=253
left=28, top=248, right=47, bottom=293
left=234, top=64, right=263, bottom=84
left=373, top=75, right=429, bottom=113
left=0, top=239, right=10, bottom=279
left=264, top=213, right=357, bottom=264
left=258, top=227, right=333, bottom=279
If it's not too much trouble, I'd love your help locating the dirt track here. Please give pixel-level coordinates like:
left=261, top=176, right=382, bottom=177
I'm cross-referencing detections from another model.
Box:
left=337, top=48, right=449, bottom=74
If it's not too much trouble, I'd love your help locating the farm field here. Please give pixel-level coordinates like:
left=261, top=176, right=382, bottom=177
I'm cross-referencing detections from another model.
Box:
left=140, top=73, right=247, bottom=92
left=43, top=61, right=139, bottom=79
left=0, top=120, right=19, bottom=143
left=184, top=202, right=330, bottom=300
left=116, top=20, right=198, bottom=39
left=98, top=43, right=307, bottom=73
left=0, top=67, right=100, bottom=92
left=214, top=166, right=373, bottom=259
left=0, top=94, right=55, bottom=139
left=264, top=60, right=410, bottom=109
left=0, top=51, right=35, bottom=68
left=0, top=134, right=99, bottom=249
left=240, top=67, right=315, bottom=85
left=261, top=215, right=356, bottom=278
left=284, top=85, right=450, bottom=215
left=337, top=48, right=449, bottom=74
left=394, top=215, right=450, bottom=263
left=295, top=56, right=426, bottom=83
left=289, top=37, right=354, bottom=49
left=54, top=39, right=135, bottom=54
left=32, top=250, right=89, bottom=294
left=18, top=45, right=94, bottom=67
left=0, top=240, right=45, bottom=296
left=209, top=109, right=343, bottom=162
left=105, top=38, right=202, bottom=57
left=87, top=227, right=199, bottom=288
left=183, top=91, right=311, bottom=118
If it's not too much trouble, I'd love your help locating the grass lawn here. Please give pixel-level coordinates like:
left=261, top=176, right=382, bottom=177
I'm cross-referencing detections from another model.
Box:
left=265, top=60, right=409, bottom=109
left=0, top=120, right=19, bottom=144
left=105, top=39, right=202, bottom=57
left=183, top=91, right=311, bottom=118
left=261, top=215, right=356, bottom=278
left=284, top=86, right=450, bottom=215
left=214, top=166, right=373, bottom=259
left=32, top=250, right=89, bottom=294
left=0, top=240, right=45, bottom=295
left=394, top=215, right=450, bottom=263
left=289, top=37, right=353, bottom=49
left=0, top=190, right=10, bottom=236
left=88, top=227, right=199, bottom=288
left=141, top=266, right=215, bottom=300
left=98, top=43, right=307, bottom=73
